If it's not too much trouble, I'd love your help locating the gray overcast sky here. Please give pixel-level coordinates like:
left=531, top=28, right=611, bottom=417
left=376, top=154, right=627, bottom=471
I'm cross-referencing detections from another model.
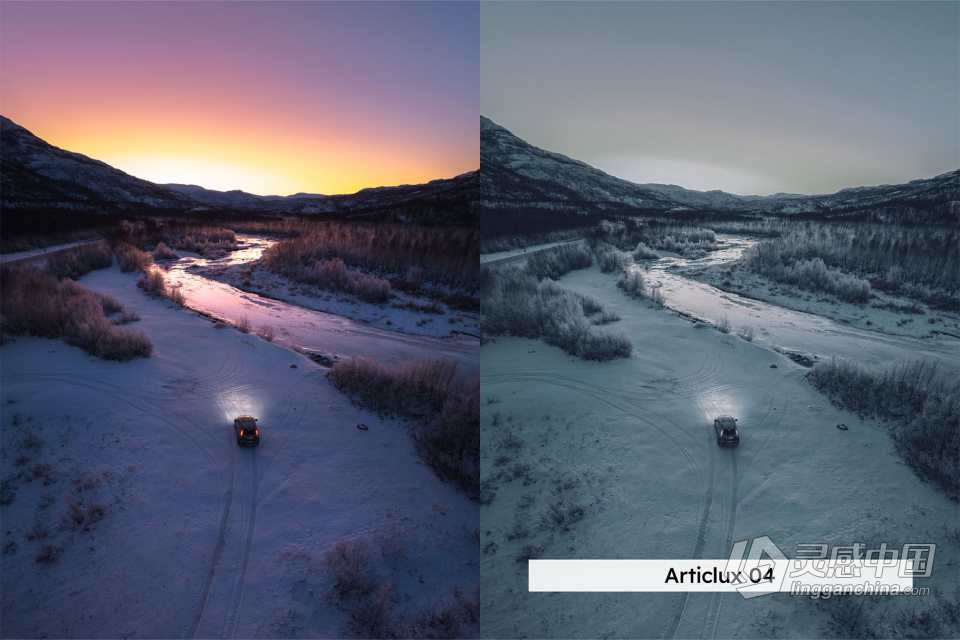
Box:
left=482, top=1, right=958, bottom=195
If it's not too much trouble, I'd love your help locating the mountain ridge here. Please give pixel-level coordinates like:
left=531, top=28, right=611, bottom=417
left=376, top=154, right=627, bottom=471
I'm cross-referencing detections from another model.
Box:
left=1, top=114, right=476, bottom=217
left=479, top=115, right=959, bottom=221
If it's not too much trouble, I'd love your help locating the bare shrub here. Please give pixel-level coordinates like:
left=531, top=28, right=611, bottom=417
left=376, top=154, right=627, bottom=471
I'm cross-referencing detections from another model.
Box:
left=482, top=268, right=632, bottom=361
left=541, top=501, right=586, bottom=532
left=64, top=500, right=107, bottom=530
left=305, top=257, right=392, bottom=303
left=619, top=269, right=666, bottom=308
left=515, top=544, right=544, bottom=563
left=0, top=480, right=15, bottom=506
left=406, top=588, right=479, bottom=638
left=593, top=309, right=620, bottom=325
left=256, top=325, right=275, bottom=341
left=649, top=285, right=665, bottom=307
left=96, top=291, right=123, bottom=315
left=0, top=267, right=151, bottom=360
left=35, top=544, right=62, bottom=564
left=525, top=244, right=592, bottom=280
left=579, top=295, right=603, bottom=316
left=114, top=243, right=153, bottom=272
left=329, top=358, right=479, bottom=496
left=326, top=539, right=376, bottom=598
left=236, top=316, right=251, bottom=333
left=593, top=243, right=632, bottom=273
left=21, top=430, right=43, bottom=450
left=716, top=316, right=731, bottom=334
left=618, top=269, right=646, bottom=297
left=28, top=463, right=54, bottom=485
left=167, top=285, right=186, bottom=306
left=152, top=241, right=178, bottom=260
left=139, top=268, right=186, bottom=306
left=737, top=325, right=756, bottom=341
left=46, top=242, right=113, bottom=279
left=809, top=359, right=960, bottom=500
left=348, top=584, right=397, bottom=639
left=820, top=596, right=878, bottom=638
left=137, top=268, right=167, bottom=297
left=633, top=242, right=659, bottom=260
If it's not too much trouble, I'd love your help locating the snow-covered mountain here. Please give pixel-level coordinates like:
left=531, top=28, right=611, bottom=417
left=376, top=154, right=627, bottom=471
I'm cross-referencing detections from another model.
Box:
left=480, top=116, right=959, bottom=220
left=1, top=115, right=476, bottom=219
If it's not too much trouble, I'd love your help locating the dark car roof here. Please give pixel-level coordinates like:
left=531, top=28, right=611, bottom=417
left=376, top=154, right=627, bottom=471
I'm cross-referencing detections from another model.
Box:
left=236, top=416, right=257, bottom=427
left=716, top=416, right=737, bottom=427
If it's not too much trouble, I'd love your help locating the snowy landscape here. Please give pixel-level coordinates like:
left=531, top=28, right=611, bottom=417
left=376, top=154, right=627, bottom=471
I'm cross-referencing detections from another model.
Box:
left=478, top=118, right=960, bottom=638
left=1, top=116, right=480, bottom=638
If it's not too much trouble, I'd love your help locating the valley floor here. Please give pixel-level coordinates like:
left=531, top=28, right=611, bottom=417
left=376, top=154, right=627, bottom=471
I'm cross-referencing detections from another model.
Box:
left=0, top=266, right=478, bottom=638
left=479, top=264, right=960, bottom=639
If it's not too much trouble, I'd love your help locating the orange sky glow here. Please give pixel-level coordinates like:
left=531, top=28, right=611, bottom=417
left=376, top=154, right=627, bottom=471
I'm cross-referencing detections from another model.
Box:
left=1, top=2, right=478, bottom=196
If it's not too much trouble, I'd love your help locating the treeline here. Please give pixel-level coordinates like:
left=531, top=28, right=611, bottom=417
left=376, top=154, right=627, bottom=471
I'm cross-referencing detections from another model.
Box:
left=481, top=229, right=583, bottom=254
left=261, top=221, right=479, bottom=292
left=744, top=223, right=959, bottom=310
left=479, top=207, right=596, bottom=241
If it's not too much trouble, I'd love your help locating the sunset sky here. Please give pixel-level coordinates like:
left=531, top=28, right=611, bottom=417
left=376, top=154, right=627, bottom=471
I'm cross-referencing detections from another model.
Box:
left=1, top=1, right=478, bottom=196
left=483, top=1, right=958, bottom=195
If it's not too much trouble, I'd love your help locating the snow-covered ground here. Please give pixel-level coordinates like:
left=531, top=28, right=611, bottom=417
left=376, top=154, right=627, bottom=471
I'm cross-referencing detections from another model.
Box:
left=480, top=263, right=960, bottom=638
left=1, top=266, right=478, bottom=638
left=167, top=235, right=481, bottom=344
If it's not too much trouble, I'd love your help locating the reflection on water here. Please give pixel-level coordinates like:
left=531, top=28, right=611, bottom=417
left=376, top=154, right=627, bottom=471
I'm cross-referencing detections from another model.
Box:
left=162, top=235, right=477, bottom=371
left=640, top=234, right=959, bottom=370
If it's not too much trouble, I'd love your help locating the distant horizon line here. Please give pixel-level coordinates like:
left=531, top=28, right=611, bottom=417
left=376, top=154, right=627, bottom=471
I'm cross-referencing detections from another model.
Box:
left=1, top=113, right=478, bottom=199
left=481, top=115, right=958, bottom=200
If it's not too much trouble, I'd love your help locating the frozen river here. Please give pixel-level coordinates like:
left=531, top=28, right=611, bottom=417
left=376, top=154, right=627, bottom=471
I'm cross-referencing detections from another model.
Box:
left=163, top=235, right=479, bottom=372
left=641, top=234, right=960, bottom=371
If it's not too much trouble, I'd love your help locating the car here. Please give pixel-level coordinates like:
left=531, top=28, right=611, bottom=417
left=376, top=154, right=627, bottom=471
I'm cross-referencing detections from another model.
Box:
left=714, top=415, right=740, bottom=447
left=233, top=416, right=261, bottom=447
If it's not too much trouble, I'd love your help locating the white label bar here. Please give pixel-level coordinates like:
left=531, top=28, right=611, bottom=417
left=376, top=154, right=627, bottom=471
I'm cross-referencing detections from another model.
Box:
left=528, top=559, right=914, bottom=593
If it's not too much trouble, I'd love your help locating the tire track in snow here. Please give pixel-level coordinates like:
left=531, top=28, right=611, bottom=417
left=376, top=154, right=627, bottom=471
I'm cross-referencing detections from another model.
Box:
left=484, top=374, right=712, bottom=640
left=224, top=451, right=258, bottom=638
left=189, top=449, right=235, bottom=639
left=665, top=395, right=718, bottom=640
left=8, top=373, right=218, bottom=463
